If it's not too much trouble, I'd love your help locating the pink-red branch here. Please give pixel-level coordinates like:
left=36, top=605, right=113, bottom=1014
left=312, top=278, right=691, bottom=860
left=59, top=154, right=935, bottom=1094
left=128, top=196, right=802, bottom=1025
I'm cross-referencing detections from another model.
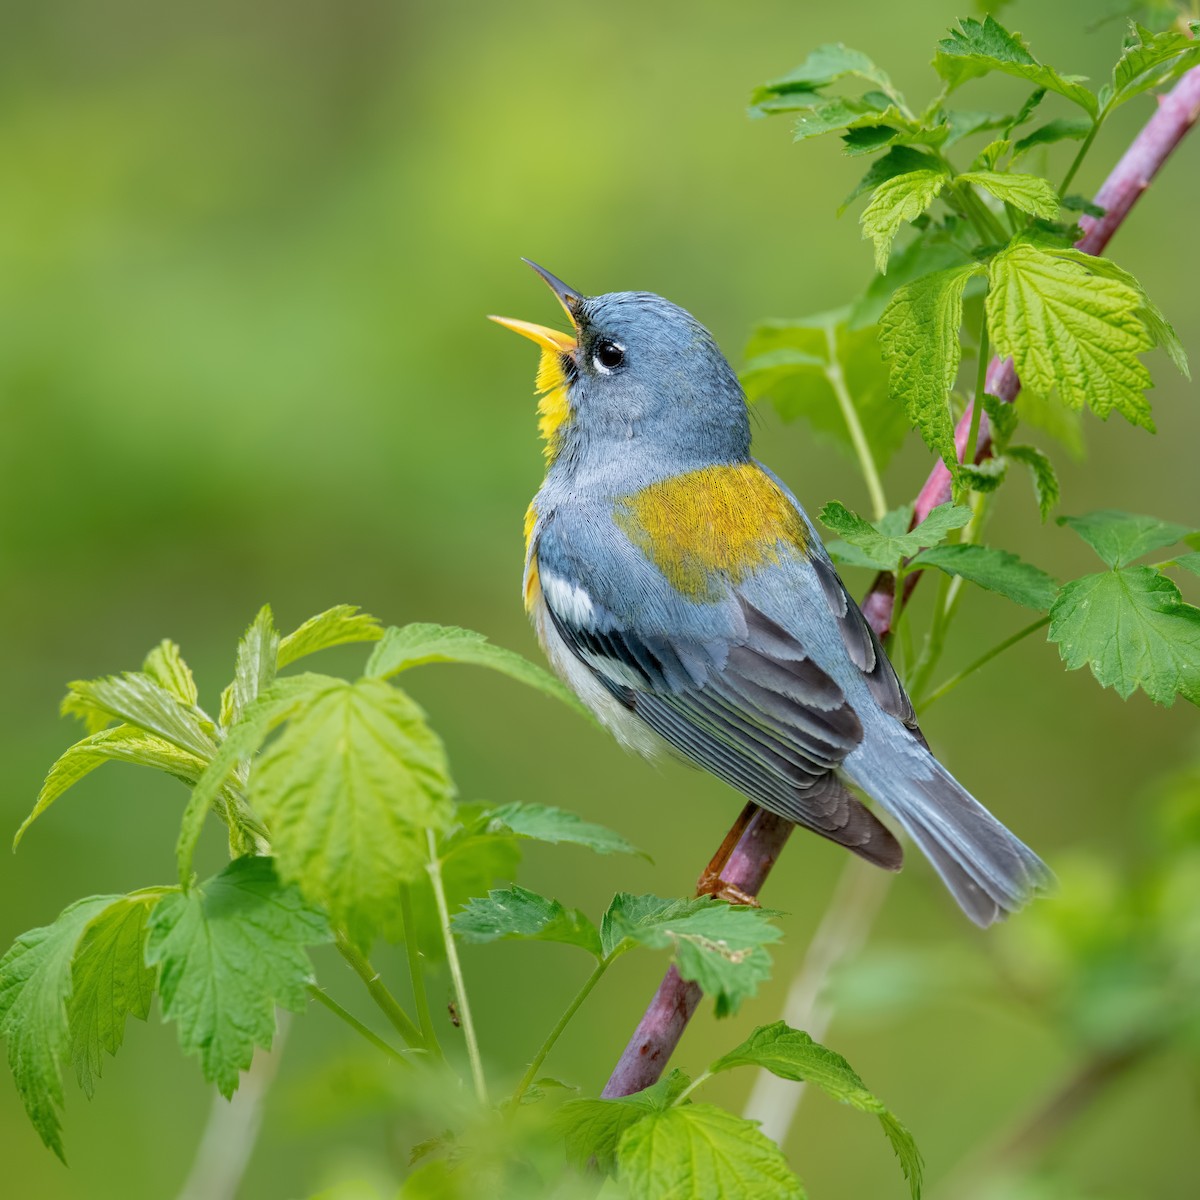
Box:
left=602, top=65, right=1200, bottom=1100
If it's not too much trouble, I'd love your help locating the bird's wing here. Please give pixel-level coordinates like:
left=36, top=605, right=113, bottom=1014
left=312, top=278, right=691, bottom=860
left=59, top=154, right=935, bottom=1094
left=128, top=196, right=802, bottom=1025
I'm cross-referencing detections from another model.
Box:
left=533, top=495, right=905, bottom=868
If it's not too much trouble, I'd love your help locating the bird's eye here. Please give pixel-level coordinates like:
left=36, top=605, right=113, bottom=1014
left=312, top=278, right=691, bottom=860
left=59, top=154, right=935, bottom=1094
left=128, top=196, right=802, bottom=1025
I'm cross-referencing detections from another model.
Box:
left=592, top=340, right=626, bottom=372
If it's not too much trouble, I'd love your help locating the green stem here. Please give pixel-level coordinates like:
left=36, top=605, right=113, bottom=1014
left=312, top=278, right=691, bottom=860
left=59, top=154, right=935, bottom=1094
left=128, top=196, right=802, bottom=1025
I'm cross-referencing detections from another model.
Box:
left=307, top=983, right=410, bottom=1065
left=508, top=956, right=612, bottom=1108
left=949, top=177, right=1009, bottom=245
left=967, top=312, right=989, bottom=466
left=672, top=1069, right=713, bottom=1107
left=399, top=884, right=443, bottom=1062
left=1059, top=120, right=1101, bottom=196
left=427, top=829, right=487, bottom=1103
left=334, top=932, right=425, bottom=1050
left=917, top=615, right=1050, bottom=710
left=824, top=324, right=888, bottom=521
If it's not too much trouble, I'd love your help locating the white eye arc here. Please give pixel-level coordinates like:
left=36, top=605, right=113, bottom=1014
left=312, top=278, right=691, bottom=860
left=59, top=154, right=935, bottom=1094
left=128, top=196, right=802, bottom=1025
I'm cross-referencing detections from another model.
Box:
left=592, top=340, right=626, bottom=374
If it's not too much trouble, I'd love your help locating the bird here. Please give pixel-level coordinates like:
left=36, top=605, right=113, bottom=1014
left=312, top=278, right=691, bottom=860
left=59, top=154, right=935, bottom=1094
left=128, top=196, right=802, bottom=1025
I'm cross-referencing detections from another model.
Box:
left=489, top=261, right=1051, bottom=926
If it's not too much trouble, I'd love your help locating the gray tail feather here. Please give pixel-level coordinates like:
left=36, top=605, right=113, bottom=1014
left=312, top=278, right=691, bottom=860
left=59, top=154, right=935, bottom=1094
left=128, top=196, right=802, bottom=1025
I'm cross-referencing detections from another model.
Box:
left=847, top=753, right=1052, bottom=927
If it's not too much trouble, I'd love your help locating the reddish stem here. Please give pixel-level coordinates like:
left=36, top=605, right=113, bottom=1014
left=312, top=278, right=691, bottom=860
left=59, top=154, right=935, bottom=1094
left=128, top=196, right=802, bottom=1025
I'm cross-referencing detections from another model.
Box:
left=601, top=65, right=1200, bottom=1100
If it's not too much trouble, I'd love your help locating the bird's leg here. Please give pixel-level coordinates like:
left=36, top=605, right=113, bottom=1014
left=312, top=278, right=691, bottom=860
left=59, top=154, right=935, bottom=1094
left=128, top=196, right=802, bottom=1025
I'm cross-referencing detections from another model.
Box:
left=695, top=801, right=762, bottom=906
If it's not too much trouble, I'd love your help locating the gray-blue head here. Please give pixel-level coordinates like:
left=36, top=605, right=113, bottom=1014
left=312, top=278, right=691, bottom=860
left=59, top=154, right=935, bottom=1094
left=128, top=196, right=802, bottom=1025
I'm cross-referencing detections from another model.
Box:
left=490, top=261, right=751, bottom=484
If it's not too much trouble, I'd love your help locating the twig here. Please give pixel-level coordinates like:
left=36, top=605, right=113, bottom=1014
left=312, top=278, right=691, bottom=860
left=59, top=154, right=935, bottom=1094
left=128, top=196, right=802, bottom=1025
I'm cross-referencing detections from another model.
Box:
left=601, top=65, right=1200, bottom=1101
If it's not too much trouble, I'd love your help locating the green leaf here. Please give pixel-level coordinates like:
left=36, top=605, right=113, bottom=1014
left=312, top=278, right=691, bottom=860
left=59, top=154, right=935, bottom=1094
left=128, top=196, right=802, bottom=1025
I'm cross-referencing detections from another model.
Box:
left=752, top=44, right=899, bottom=107
left=617, top=1104, right=806, bottom=1200
left=1049, top=567, right=1200, bottom=705
left=709, top=1021, right=922, bottom=1199
left=1058, top=510, right=1192, bottom=568
left=15, top=726, right=208, bottom=849
left=277, top=605, right=384, bottom=669
left=987, top=243, right=1156, bottom=430
left=958, top=458, right=1008, bottom=494
left=860, top=169, right=949, bottom=272
left=841, top=146, right=936, bottom=212
left=63, top=672, right=217, bottom=760
left=933, top=15, right=1098, bottom=116
left=840, top=107, right=951, bottom=156
left=785, top=94, right=887, bottom=134
left=912, top=543, right=1058, bottom=610
left=601, top=894, right=782, bottom=1016
left=945, top=110, right=1013, bottom=147
left=1045, top=248, right=1189, bottom=379
left=69, top=892, right=161, bottom=1099
left=142, top=640, right=198, bottom=706
left=365, top=623, right=586, bottom=715
left=1006, top=445, right=1060, bottom=520
left=742, top=314, right=909, bottom=469
left=1016, top=388, right=1085, bottom=458
left=957, top=170, right=1059, bottom=220
left=481, top=802, right=647, bottom=858
left=0, top=896, right=117, bottom=1159
left=819, top=501, right=972, bottom=571
left=146, top=856, right=330, bottom=1097
left=175, top=674, right=332, bottom=883
left=879, top=262, right=983, bottom=474
left=451, top=885, right=602, bottom=958
left=1170, top=552, right=1200, bottom=577
left=980, top=392, right=1019, bottom=448
left=228, top=605, right=280, bottom=728
left=1012, top=117, right=1091, bottom=158
left=251, top=677, right=456, bottom=948
left=555, top=1070, right=691, bottom=1174
left=1105, top=22, right=1200, bottom=114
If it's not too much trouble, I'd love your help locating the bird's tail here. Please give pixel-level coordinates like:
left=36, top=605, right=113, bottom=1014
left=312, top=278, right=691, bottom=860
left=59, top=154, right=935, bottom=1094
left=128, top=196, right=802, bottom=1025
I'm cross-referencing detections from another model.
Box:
left=843, top=740, right=1052, bottom=927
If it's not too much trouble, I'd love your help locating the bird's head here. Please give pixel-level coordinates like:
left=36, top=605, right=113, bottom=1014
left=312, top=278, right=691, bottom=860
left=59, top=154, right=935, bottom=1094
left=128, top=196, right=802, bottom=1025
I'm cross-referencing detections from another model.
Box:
left=490, top=261, right=750, bottom=481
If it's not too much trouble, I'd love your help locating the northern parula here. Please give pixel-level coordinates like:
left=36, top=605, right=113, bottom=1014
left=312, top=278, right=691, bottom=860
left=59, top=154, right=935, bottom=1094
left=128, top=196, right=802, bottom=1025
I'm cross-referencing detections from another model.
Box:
left=491, top=261, right=1050, bottom=925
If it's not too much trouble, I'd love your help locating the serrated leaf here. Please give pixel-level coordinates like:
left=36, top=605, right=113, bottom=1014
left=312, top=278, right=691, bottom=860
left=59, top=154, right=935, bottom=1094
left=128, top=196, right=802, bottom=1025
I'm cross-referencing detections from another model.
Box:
left=742, top=314, right=909, bottom=469
left=841, top=107, right=951, bottom=156
left=146, top=856, right=330, bottom=1097
left=1106, top=22, right=1200, bottom=114
left=751, top=44, right=899, bottom=112
left=452, top=885, right=601, bottom=958
left=1046, top=248, right=1189, bottom=379
left=945, top=109, right=1013, bottom=147
left=175, top=674, right=333, bottom=883
left=841, top=146, right=936, bottom=211
left=555, top=1070, right=691, bottom=1174
left=879, top=262, right=983, bottom=474
left=365, top=623, right=586, bottom=715
left=64, top=673, right=217, bottom=759
left=15, top=725, right=208, bottom=848
left=249, top=676, right=456, bottom=948
left=819, top=501, right=972, bottom=570
left=0, top=896, right=117, bottom=1159
left=142, top=640, right=198, bottom=706
left=913, top=543, right=1058, bottom=610
left=860, top=170, right=949, bottom=272
left=481, top=802, right=647, bottom=858
left=1049, top=567, right=1200, bottom=705
left=958, top=170, right=1059, bottom=220
left=980, top=392, right=1019, bottom=448
left=933, top=15, right=1098, bottom=116
left=1012, top=117, right=1091, bottom=158
left=987, top=243, right=1156, bottom=429
left=710, top=1021, right=922, bottom=1199
left=1169, top=552, right=1200, bottom=577
left=617, top=1104, right=806, bottom=1200
left=958, top=457, right=1008, bottom=493
left=1006, top=445, right=1060, bottom=520
left=229, top=605, right=280, bottom=728
left=968, top=138, right=1010, bottom=171
left=601, top=894, right=782, bottom=1016
left=1058, top=510, right=1192, bottom=568
left=69, top=892, right=161, bottom=1099
left=782, top=94, right=887, bottom=134
left=277, top=605, right=384, bottom=669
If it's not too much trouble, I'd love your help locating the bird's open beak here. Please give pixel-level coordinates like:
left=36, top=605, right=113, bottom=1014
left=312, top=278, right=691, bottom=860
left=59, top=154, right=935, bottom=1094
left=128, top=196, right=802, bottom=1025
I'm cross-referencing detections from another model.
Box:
left=488, top=259, right=583, bottom=353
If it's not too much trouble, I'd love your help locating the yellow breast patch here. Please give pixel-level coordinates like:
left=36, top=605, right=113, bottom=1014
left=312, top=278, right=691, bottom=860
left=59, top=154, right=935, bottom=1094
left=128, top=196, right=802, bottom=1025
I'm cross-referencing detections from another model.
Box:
left=614, top=463, right=808, bottom=601
left=534, top=347, right=572, bottom=463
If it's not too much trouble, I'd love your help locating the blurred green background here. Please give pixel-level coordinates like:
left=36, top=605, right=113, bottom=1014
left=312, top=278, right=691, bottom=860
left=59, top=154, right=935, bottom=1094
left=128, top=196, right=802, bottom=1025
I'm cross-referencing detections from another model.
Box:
left=2, top=1, right=1198, bottom=1196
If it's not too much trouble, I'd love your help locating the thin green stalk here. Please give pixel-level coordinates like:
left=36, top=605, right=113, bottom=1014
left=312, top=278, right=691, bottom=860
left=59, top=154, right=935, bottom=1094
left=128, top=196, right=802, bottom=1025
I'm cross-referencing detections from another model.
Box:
left=1059, top=120, right=1101, bottom=195
left=508, top=957, right=612, bottom=1108
left=334, top=931, right=425, bottom=1050
left=307, top=983, right=410, bottom=1065
left=966, top=312, right=989, bottom=466
left=949, top=177, right=1009, bottom=245
left=672, top=1070, right=713, bottom=1108
left=399, top=884, right=443, bottom=1062
left=824, top=324, right=888, bottom=520
left=917, top=615, right=1051, bottom=710
left=427, top=829, right=487, bottom=1103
